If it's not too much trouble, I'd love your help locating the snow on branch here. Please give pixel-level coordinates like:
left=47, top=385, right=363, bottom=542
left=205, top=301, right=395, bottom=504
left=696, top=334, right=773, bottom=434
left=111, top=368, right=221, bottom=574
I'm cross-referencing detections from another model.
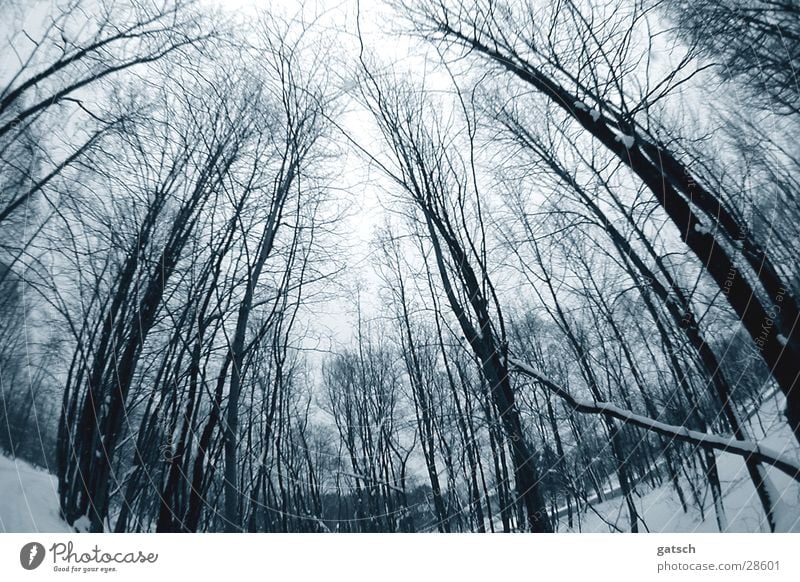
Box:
left=336, top=471, right=406, bottom=493
left=508, top=357, right=800, bottom=482
left=614, top=133, right=635, bottom=148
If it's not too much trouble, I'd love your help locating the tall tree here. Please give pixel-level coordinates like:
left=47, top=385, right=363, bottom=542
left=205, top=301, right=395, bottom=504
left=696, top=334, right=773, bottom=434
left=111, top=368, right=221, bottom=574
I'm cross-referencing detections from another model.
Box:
left=401, top=0, right=800, bottom=443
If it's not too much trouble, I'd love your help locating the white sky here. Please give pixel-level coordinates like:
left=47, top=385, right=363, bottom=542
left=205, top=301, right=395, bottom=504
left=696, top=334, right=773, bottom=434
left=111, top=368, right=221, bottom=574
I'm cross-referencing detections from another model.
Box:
left=198, top=1, right=422, bottom=350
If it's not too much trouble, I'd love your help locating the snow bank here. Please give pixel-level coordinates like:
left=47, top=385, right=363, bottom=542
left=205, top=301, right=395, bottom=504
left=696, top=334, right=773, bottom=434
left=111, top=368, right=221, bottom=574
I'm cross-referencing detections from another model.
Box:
left=0, top=454, right=71, bottom=532
left=562, top=393, right=800, bottom=532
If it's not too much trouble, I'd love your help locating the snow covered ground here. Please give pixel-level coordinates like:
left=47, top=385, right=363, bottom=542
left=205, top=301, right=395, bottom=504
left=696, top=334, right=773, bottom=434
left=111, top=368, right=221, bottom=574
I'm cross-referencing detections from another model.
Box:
left=0, top=455, right=70, bottom=533
left=563, top=393, right=800, bottom=532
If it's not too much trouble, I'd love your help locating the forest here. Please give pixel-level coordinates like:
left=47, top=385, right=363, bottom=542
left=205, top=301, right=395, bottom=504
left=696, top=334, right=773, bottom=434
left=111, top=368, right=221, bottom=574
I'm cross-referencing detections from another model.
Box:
left=0, top=0, right=799, bottom=533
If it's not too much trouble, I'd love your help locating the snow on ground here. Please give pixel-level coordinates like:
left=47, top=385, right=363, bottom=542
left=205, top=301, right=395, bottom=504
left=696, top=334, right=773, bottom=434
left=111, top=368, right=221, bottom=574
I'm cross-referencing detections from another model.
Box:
left=563, top=392, right=800, bottom=532
left=0, top=454, right=70, bottom=532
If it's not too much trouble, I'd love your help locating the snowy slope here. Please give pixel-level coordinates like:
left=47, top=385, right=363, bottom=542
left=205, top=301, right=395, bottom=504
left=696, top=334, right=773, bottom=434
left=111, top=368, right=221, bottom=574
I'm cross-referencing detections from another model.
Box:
left=0, top=454, right=70, bottom=533
left=563, top=393, right=800, bottom=532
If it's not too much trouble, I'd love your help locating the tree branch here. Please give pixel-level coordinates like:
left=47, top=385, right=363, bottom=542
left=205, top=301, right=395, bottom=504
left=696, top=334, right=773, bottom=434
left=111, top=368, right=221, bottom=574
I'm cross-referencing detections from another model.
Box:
left=508, top=357, right=800, bottom=482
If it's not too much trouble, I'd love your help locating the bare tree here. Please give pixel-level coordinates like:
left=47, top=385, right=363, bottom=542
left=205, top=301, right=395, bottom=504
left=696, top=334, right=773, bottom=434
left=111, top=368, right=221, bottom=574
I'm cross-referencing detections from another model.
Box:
left=356, top=66, right=552, bottom=530
left=0, top=0, right=215, bottom=227
left=400, top=0, right=800, bottom=444
left=666, top=0, right=800, bottom=116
